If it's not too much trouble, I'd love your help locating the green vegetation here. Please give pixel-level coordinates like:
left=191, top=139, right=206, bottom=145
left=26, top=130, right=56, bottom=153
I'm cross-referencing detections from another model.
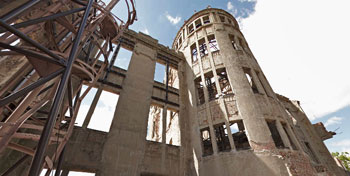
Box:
left=332, top=152, right=350, bottom=171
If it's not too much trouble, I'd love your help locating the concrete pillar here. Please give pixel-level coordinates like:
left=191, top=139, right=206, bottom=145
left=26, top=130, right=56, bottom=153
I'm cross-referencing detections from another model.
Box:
left=98, top=42, right=157, bottom=176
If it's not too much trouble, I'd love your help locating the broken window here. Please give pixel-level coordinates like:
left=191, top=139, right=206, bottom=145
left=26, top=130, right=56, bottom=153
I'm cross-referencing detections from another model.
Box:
left=304, top=142, right=320, bottom=163
left=214, top=123, right=231, bottom=152
left=282, top=123, right=297, bottom=150
left=238, top=37, right=244, bottom=49
left=227, top=18, right=232, bottom=24
left=75, top=85, right=98, bottom=127
left=166, top=109, right=180, bottom=146
left=205, top=72, right=218, bottom=101
left=219, top=16, right=225, bottom=23
left=168, top=66, right=179, bottom=89
left=243, top=68, right=260, bottom=94
left=195, top=19, right=202, bottom=28
left=255, top=71, right=273, bottom=97
left=87, top=90, right=119, bottom=132
left=230, top=120, right=251, bottom=150
left=178, top=36, right=182, bottom=45
left=208, top=35, right=219, bottom=52
left=114, top=47, right=132, bottom=70
left=217, top=68, right=233, bottom=95
left=195, top=77, right=205, bottom=105
left=229, top=34, right=238, bottom=50
left=146, top=104, right=163, bottom=142
left=266, top=120, right=285, bottom=149
left=200, top=127, right=213, bottom=156
left=203, top=16, right=210, bottom=24
left=188, top=23, right=194, bottom=34
left=198, top=38, right=208, bottom=57
left=154, top=62, right=166, bottom=83
left=190, top=43, right=198, bottom=63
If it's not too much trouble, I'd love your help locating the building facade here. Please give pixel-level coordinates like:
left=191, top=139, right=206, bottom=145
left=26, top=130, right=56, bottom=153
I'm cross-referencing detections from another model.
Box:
left=0, top=1, right=347, bottom=176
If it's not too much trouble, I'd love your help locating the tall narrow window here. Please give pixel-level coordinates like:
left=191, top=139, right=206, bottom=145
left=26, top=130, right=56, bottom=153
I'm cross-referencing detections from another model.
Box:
left=168, top=66, right=179, bottom=89
left=243, top=68, right=260, bottom=94
left=195, top=19, right=202, bottom=28
left=205, top=72, right=218, bottom=101
left=154, top=62, right=166, bottom=83
left=208, top=35, right=219, bottom=52
left=230, top=120, right=250, bottom=150
left=217, top=68, right=233, bottom=95
left=282, top=123, right=297, bottom=150
left=304, top=142, right=320, bottom=163
left=195, top=77, right=205, bottom=105
left=190, top=43, right=198, bottom=63
left=198, top=38, right=208, bottom=57
left=166, top=109, right=180, bottom=146
left=200, top=127, right=213, bottom=156
left=146, top=104, right=163, bottom=142
left=266, top=120, right=285, bottom=149
left=229, top=34, right=238, bottom=50
left=203, top=16, right=210, bottom=24
left=114, top=47, right=132, bottom=70
left=255, top=71, right=272, bottom=97
left=214, top=123, right=231, bottom=152
left=188, top=23, right=194, bottom=34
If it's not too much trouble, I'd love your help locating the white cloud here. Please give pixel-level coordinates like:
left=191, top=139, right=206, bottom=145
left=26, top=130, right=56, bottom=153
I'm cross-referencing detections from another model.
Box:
left=141, top=28, right=150, bottom=35
left=241, top=0, right=350, bottom=120
left=165, top=12, right=181, bottom=25
left=330, top=139, right=350, bottom=152
left=324, top=116, right=343, bottom=127
left=227, top=2, right=234, bottom=10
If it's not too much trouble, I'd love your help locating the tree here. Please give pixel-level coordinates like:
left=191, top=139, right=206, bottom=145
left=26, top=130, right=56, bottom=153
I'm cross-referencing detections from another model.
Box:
left=332, top=152, right=350, bottom=171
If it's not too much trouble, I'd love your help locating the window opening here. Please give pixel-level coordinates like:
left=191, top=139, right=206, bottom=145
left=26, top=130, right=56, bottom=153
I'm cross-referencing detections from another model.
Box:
left=178, top=36, right=182, bottom=45
left=219, top=16, right=225, bottom=23
left=207, top=35, right=219, bottom=52
left=200, top=127, right=213, bottom=156
left=227, top=19, right=232, bottom=24
left=230, top=120, right=250, bottom=150
left=87, top=90, right=119, bottom=132
left=282, top=123, right=297, bottom=150
left=195, top=77, right=205, bottom=105
left=304, top=142, right=320, bottom=163
left=214, top=123, right=231, bottom=152
left=154, top=62, right=166, bottom=83
left=203, top=16, right=210, bottom=24
left=229, top=34, right=238, bottom=50
left=255, top=71, right=272, bottom=96
left=198, top=38, right=208, bottom=57
left=166, top=109, right=180, bottom=146
left=75, top=85, right=97, bottom=127
left=205, top=72, right=218, bottom=101
left=190, top=43, right=198, bottom=63
left=243, top=68, right=259, bottom=94
left=146, top=104, right=163, bottom=142
left=168, top=66, right=179, bottom=89
left=238, top=37, right=244, bottom=49
left=266, top=120, right=285, bottom=149
left=217, top=68, right=233, bottom=95
left=195, top=19, right=202, bottom=28
left=114, top=47, right=132, bottom=70
left=188, top=23, right=194, bottom=34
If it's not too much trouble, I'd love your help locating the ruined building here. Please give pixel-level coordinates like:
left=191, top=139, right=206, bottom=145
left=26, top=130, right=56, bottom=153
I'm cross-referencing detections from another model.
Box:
left=0, top=1, right=347, bottom=175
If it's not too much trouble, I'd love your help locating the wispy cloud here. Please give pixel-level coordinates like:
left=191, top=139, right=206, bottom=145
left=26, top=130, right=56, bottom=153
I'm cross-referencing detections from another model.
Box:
left=324, top=116, right=343, bottom=127
left=165, top=12, right=181, bottom=25
left=227, top=2, right=234, bottom=10
left=141, top=28, right=150, bottom=35
left=330, top=139, right=350, bottom=152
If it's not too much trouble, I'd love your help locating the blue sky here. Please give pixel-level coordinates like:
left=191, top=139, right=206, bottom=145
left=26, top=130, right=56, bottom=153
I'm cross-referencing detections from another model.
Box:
left=91, top=0, right=350, bottom=153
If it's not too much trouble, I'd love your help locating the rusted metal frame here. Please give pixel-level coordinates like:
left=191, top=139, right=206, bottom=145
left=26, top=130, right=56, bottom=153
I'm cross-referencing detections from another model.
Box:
left=12, top=133, right=64, bottom=142
left=0, top=20, right=67, bottom=66
left=0, top=68, right=64, bottom=107
left=0, top=7, right=86, bottom=34
left=8, top=142, right=35, bottom=156
left=0, top=0, right=40, bottom=22
left=29, top=0, right=94, bottom=174
left=54, top=146, right=66, bottom=176
left=0, top=154, right=30, bottom=176
left=0, top=42, right=65, bottom=67
left=103, top=39, right=121, bottom=82
left=0, top=66, right=34, bottom=98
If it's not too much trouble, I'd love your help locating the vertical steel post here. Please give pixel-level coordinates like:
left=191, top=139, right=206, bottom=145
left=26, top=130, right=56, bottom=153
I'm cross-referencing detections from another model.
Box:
left=28, top=0, right=94, bottom=175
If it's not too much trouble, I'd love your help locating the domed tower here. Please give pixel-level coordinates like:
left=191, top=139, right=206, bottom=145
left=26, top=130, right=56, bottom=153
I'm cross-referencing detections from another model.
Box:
left=173, top=8, right=341, bottom=176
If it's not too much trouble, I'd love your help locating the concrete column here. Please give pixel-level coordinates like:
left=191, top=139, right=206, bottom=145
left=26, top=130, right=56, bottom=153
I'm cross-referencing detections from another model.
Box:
left=98, top=42, right=157, bottom=176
